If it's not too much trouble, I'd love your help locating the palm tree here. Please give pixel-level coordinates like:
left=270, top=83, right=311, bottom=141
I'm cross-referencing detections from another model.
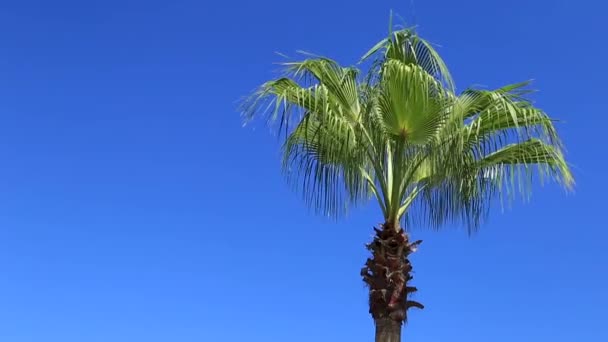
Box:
left=241, top=27, right=573, bottom=342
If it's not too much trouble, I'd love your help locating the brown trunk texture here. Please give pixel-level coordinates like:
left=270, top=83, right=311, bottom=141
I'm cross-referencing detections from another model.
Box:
left=361, top=223, right=423, bottom=342
left=375, top=317, right=402, bottom=342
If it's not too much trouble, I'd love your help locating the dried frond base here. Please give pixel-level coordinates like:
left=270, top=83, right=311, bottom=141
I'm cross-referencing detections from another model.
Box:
left=361, top=224, right=423, bottom=325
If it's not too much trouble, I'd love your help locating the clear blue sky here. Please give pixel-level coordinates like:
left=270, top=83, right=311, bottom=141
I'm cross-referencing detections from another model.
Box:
left=0, top=1, right=605, bottom=341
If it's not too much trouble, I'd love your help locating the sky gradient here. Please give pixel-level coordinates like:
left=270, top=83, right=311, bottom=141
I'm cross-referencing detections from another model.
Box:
left=0, top=0, right=606, bottom=341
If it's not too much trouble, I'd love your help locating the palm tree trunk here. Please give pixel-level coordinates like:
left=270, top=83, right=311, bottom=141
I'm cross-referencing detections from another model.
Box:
left=375, top=317, right=402, bottom=342
left=361, top=223, right=423, bottom=342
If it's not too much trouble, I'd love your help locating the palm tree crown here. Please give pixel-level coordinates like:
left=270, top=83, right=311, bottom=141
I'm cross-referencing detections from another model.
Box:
left=242, top=28, right=573, bottom=232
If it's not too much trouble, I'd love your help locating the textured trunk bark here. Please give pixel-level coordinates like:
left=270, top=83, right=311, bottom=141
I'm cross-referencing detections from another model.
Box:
left=361, top=223, right=423, bottom=342
left=375, top=317, right=402, bottom=342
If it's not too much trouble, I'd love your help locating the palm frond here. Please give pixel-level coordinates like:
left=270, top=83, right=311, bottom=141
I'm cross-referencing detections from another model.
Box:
left=283, top=107, right=373, bottom=217
left=362, top=29, right=454, bottom=91
left=283, top=56, right=361, bottom=120
left=478, top=138, right=574, bottom=194
left=377, top=60, right=448, bottom=144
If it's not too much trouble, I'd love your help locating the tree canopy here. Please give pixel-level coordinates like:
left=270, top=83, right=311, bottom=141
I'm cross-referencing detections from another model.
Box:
left=242, top=28, right=573, bottom=232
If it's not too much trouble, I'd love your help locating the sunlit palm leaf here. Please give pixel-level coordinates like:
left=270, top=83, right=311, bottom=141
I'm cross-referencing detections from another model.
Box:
left=378, top=60, right=448, bottom=144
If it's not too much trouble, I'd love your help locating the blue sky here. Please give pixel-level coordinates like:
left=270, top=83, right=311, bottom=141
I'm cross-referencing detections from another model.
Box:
left=0, top=0, right=606, bottom=341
